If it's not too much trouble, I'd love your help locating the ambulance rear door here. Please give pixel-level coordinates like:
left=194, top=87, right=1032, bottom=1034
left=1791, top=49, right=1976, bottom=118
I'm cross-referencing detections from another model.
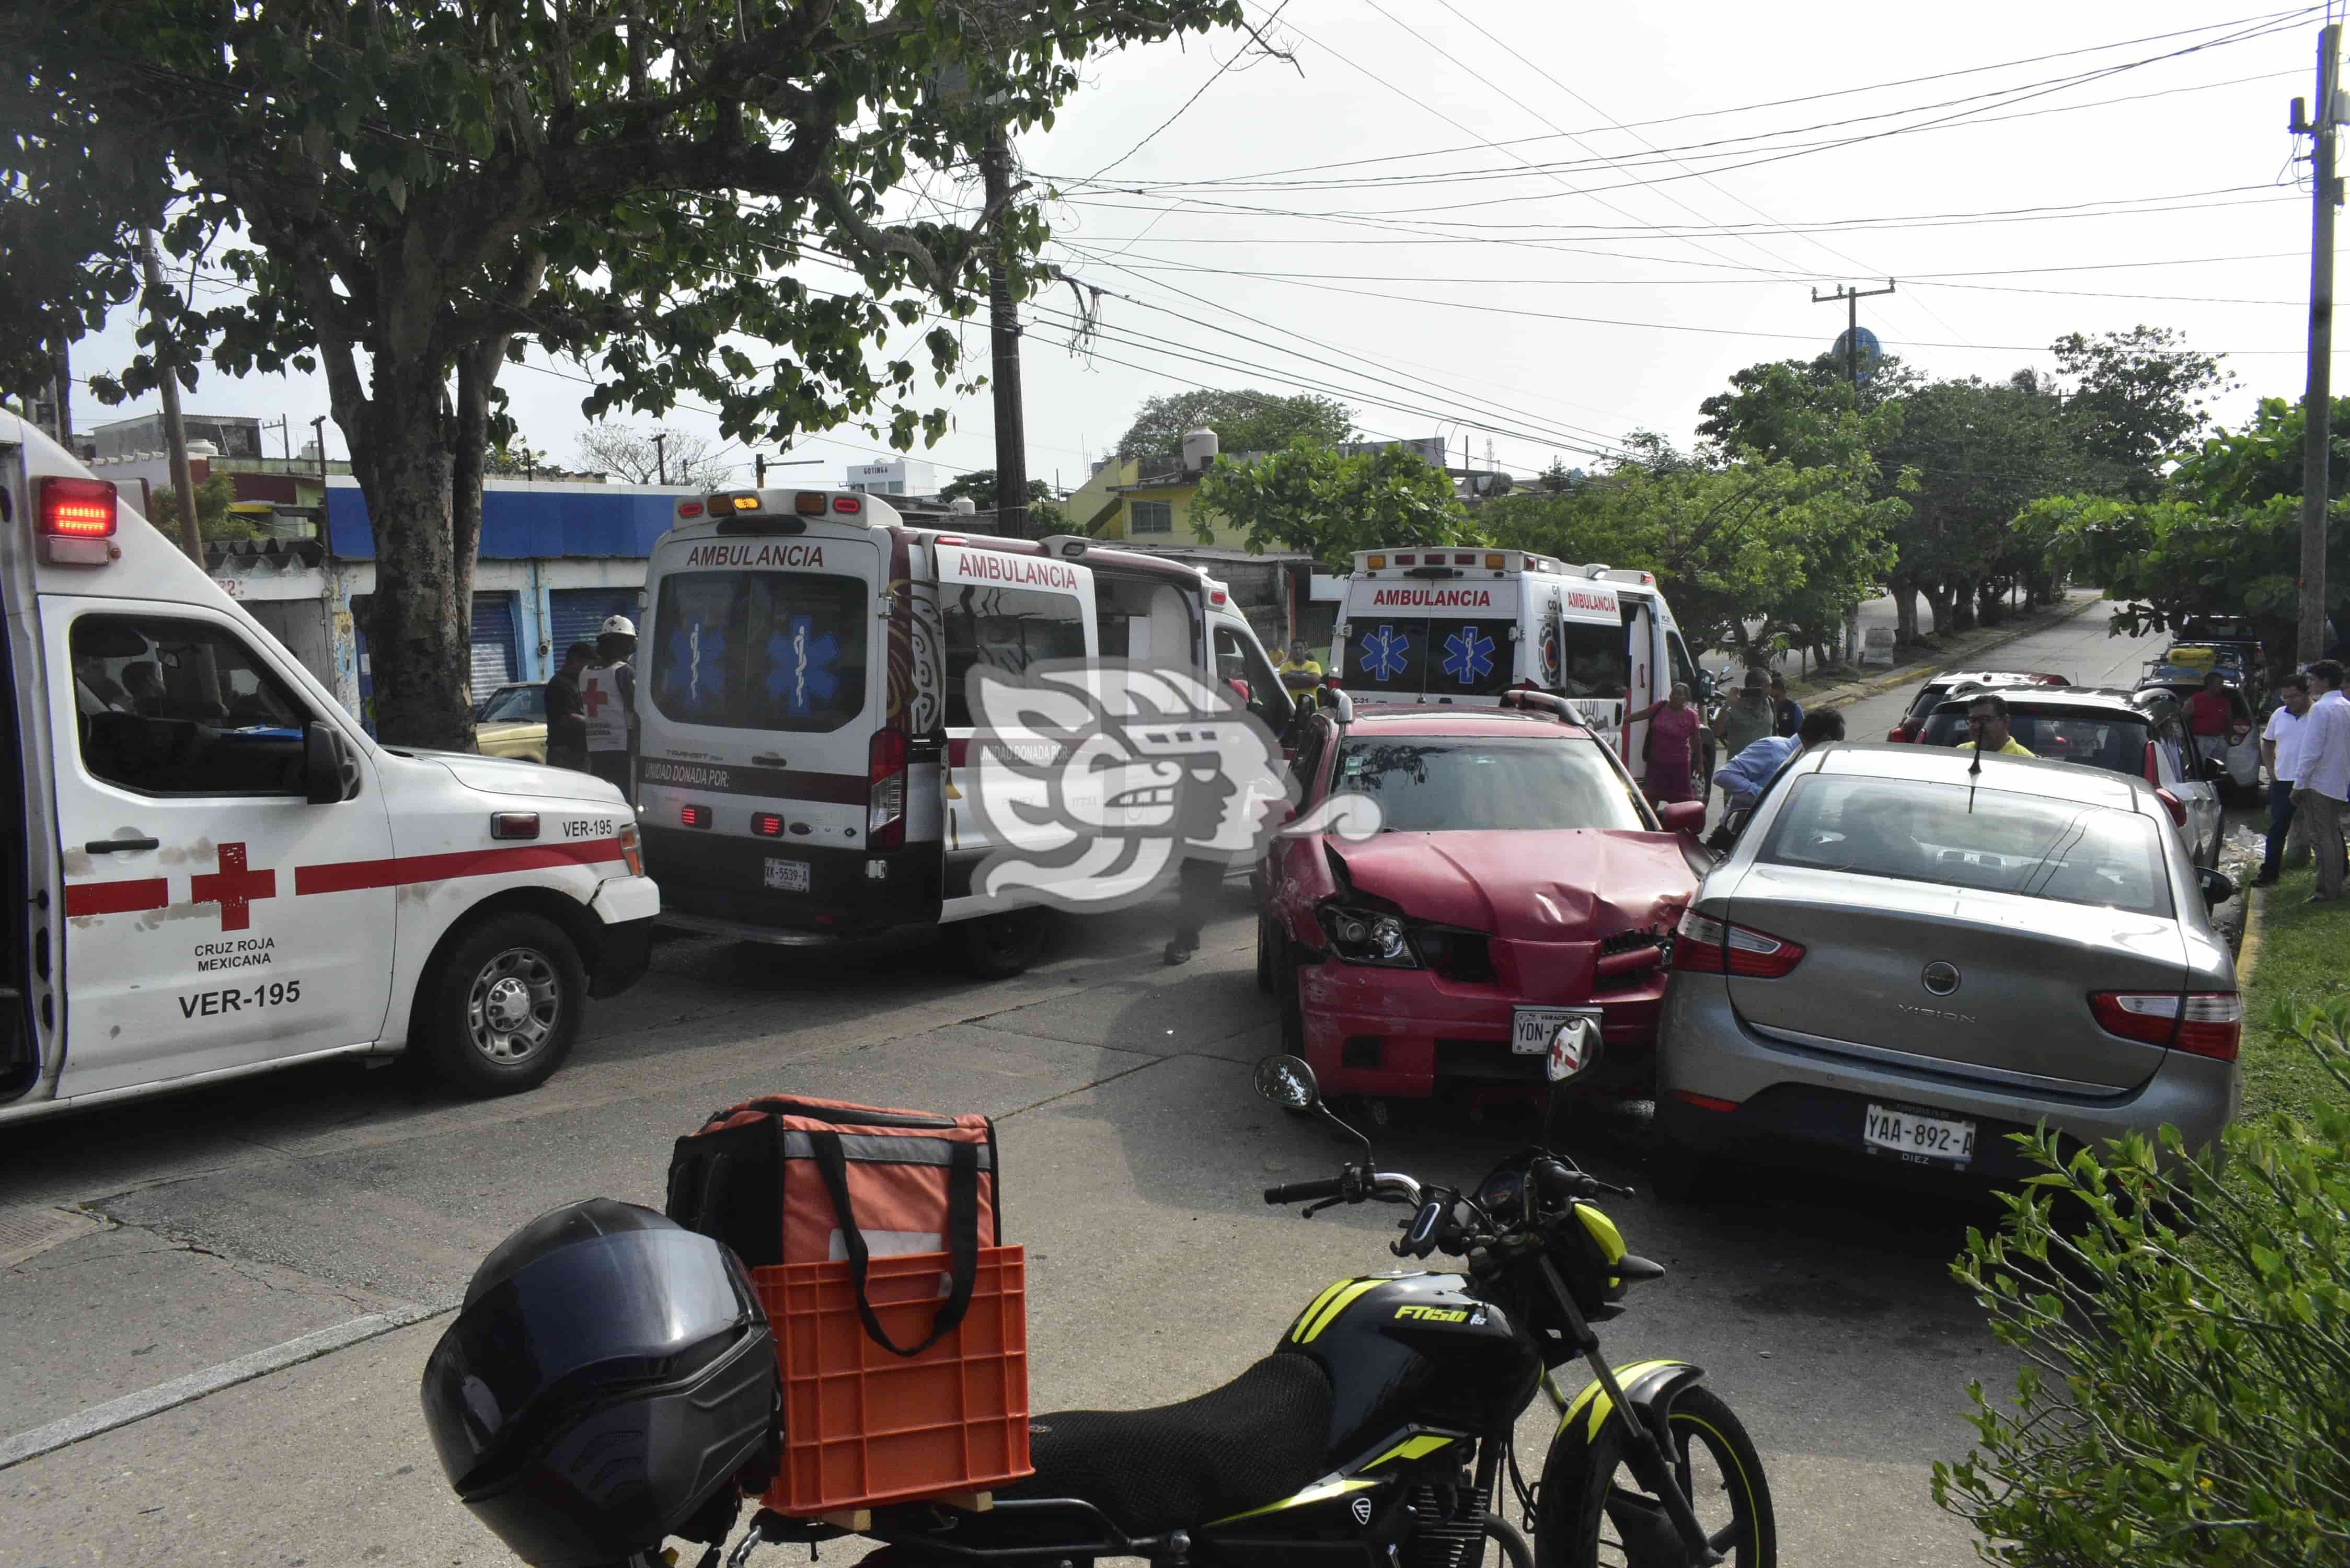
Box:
left=1555, top=579, right=1630, bottom=757
left=935, top=539, right=1095, bottom=909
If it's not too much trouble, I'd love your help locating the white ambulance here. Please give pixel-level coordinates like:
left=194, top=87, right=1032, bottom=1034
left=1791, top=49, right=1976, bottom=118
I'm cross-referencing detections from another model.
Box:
left=1329, top=547, right=1704, bottom=789
left=635, top=486, right=1230, bottom=974
left=0, top=413, right=659, bottom=1125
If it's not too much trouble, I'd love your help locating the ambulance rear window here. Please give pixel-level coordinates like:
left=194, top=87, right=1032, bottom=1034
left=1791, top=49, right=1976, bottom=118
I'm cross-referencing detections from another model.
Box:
left=941, top=585, right=1088, bottom=729
left=1345, top=616, right=1513, bottom=699
left=649, top=571, right=867, bottom=732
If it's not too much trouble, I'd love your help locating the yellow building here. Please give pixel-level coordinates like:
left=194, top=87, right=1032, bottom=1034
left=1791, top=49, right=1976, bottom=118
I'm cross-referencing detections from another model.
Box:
left=1068, top=455, right=1252, bottom=549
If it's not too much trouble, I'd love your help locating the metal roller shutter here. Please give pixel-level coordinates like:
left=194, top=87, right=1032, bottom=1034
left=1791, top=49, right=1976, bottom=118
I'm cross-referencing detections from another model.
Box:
left=549, top=587, right=640, bottom=656
left=469, top=593, right=520, bottom=703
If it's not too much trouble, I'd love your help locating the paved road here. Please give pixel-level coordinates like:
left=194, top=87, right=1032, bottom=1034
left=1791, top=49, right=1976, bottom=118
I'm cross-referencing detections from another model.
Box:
left=0, top=603, right=2188, bottom=1568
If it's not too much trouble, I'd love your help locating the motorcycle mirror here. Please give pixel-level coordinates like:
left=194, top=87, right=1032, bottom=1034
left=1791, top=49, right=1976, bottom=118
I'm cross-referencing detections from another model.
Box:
left=1253, top=1054, right=1320, bottom=1110
left=1546, top=1018, right=1602, bottom=1083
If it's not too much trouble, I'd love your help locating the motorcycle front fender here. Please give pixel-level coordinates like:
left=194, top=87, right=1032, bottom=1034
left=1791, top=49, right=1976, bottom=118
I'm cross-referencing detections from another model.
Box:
left=1550, top=1358, right=1706, bottom=1450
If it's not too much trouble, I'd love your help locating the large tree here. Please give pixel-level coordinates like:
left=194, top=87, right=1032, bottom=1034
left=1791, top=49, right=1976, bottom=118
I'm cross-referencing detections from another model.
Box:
left=1192, top=440, right=1466, bottom=562
left=16, top=0, right=1237, bottom=746
left=2052, top=325, right=2234, bottom=500
left=1113, top=388, right=1353, bottom=463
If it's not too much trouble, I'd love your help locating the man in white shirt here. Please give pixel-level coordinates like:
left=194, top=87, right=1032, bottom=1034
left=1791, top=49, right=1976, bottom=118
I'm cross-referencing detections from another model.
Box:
left=2293, top=659, right=2350, bottom=903
left=2254, top=674, right=2313, bottom=886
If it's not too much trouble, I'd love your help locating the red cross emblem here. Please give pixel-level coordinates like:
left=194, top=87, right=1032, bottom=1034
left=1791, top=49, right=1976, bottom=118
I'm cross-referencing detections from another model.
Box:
left=584, top=681, right=610, bottom=718
left=190, top=842, right=277, bottom=931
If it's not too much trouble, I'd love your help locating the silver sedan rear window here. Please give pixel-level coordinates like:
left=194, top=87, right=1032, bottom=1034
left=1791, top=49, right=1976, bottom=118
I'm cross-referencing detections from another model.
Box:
left=1758, top=775, right=2172, bottom=917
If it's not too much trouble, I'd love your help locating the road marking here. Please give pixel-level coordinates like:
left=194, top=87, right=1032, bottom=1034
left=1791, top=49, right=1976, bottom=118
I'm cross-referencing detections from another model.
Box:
left=0, top=1304, right=449, bottom=1471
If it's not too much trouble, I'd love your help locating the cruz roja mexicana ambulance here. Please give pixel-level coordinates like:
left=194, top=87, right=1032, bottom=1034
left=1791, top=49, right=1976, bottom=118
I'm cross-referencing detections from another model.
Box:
left=0, top=411, right=660, bottom=1124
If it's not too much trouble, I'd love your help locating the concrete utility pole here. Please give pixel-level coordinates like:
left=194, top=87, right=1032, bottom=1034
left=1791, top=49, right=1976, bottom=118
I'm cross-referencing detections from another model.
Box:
left=1812, top=281, right=1896, bottom=664
left=310, top=416, right=328, bottom=481
left=2295, top=23, right=2343, bottom=664
left=139, top=228, right=204, bottom=565
left=983, top=127, right=1030, bottom=539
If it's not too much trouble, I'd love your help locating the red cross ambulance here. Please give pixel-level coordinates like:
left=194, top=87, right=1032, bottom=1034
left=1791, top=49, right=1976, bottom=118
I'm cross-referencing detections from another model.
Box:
left=635, top=487, right=1233, bottom=975
left=1330, top=547, right=1703, bottom=791
left=1, top=412, right=659, bottom=1125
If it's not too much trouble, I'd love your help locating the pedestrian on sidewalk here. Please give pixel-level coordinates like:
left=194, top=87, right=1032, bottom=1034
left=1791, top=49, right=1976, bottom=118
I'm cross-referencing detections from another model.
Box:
left=1713, top=669, right=1775, bottom=808
left=1627, top=682, right=1703, bottom=805
left=1769, top=673, right=1803, bottom=739
left=2295, top=659, right=2350, bottom=903
left=2253, top=673, right=2313, bottom=887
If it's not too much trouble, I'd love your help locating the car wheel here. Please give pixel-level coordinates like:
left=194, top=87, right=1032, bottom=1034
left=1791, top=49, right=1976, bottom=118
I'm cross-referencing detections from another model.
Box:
left=421, top=912, right=585, bottom=1096
left=956, top=907, right=1051, bottom=978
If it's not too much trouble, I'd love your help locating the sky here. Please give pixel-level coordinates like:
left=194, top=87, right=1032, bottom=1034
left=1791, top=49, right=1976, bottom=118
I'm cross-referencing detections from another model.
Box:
left=50, top=1, right=2345, bottom=493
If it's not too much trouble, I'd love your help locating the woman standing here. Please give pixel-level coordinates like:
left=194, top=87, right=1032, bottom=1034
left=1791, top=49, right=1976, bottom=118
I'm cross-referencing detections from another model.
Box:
left=1628, top=682, right=1702, bottom=804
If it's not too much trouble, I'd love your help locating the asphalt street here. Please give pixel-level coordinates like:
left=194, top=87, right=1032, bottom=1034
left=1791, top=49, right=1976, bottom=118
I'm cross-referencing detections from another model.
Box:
left=0, top=602, right=2203, bottom=1568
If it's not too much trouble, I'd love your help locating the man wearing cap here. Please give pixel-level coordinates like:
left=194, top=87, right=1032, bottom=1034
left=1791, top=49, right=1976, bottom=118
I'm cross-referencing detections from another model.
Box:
left=1713, top=668, right=1775, bottom=810
left=582, top=615, right=639, bottom=793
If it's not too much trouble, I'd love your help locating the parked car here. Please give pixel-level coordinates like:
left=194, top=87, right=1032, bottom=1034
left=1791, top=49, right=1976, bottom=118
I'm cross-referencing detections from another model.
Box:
left=1255, top=690, right=1704, bottom=1105
left=1914, top=687, right=2226, bottom=868
left=2129, top=679, right=2260, bottom=802
left=2172, top=616, right=2268, bottom=681
left=473, top=681, right=549, bottom=763
left=1656, top=742, right=2240, bottom=1195
left=1883, top=668, right=2068, bottom=742
left=2143, top=641, right=2253, bottom=686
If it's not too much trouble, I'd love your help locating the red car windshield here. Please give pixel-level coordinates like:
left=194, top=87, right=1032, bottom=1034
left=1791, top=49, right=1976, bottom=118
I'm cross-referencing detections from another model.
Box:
left=1331, top=735, right=1648, bottom=833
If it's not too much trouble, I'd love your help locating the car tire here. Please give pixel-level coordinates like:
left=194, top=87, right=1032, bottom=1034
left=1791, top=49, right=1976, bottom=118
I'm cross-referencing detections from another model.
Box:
left=420, top=912, right=585, bottom=1097
left=956, top=907, right=1051, bottom=979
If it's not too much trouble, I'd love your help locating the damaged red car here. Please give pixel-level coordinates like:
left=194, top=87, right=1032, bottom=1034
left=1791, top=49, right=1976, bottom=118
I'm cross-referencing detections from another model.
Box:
left=1255, top=691, right=1704, bottom=1107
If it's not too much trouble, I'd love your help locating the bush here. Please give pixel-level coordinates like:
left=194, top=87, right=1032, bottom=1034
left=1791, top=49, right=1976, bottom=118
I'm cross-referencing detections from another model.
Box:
left=1933, top=999, right=2350, bottom=1566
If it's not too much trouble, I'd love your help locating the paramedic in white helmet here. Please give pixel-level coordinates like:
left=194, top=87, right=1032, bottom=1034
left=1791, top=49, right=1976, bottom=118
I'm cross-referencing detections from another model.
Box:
left=581, top=615, right=638, bottom=792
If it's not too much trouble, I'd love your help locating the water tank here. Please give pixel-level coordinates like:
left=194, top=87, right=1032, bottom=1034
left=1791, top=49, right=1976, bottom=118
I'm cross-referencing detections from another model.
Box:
left=1182, top=427, right=1221, bottom=472
left=950, top=497, right=977, bottom=515
left=185, top=440, right=220, bottom=458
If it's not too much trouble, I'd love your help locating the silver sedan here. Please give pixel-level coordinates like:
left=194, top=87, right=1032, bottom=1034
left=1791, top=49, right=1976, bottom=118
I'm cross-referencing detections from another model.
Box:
left=1654, top=743, right=2241, bottom=1194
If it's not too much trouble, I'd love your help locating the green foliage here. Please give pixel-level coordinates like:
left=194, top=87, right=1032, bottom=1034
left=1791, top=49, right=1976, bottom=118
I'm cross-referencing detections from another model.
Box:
left=938, top=469, right=1055, bottom=507
left=1114, top=389, right=1354, bottom=463
left=1192, top=440, right=1467, bottom=562
left=146, top=471, right=263, bottom=541
left=2014, top=396, right=2350, bottom=660
left=1934, top=999, right=2350, bottom=1566
left=2052, top=326, right=2236, bottom=500
left=1482, top=416, right=1905, bottom=656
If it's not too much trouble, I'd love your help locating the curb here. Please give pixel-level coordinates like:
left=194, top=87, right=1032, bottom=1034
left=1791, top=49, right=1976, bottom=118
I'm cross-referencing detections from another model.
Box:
left=2237, top=881, right=2269, bottom=987
left=1806, top=592, right=2107, bottom=714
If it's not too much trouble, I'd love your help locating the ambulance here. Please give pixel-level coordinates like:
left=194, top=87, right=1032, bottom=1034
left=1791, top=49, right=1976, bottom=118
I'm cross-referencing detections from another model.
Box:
left=1329, top=547, right=1704, bottom=790
left=635, top=486, right=1236, bottom=975
left=0, top=413, right=659, bottom=1125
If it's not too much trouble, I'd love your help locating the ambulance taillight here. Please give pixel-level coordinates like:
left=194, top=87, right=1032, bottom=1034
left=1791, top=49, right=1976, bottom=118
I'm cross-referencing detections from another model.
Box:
left=39, top=476, right=119, bottom=565
left=867, top=729, right=908, bottom=850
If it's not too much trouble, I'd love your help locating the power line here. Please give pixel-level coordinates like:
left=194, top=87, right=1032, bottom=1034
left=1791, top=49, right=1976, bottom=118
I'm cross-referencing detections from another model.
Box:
left=1085, top=0, right=1297, bottom=181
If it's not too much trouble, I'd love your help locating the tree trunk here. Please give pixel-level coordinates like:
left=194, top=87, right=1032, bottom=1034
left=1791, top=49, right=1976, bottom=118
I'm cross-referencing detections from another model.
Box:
left=1890, top=578, right=1920, bottom=644
left=1920, top=584, right=1953, bottom=640
left=349, top=365, right=473, bottom=751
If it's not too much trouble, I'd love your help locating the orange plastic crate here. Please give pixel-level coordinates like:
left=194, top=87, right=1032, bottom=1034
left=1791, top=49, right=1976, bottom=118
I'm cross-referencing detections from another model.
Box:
left=754, top=1246, right=1032, bottom=1516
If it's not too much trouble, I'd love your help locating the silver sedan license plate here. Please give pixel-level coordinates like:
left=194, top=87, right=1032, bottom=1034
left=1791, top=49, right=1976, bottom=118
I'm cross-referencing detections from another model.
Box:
left=1513, top=1007, right=1600, bottom=1054
left=1863, top=1102, right=1976, bottom=1166
left=764, top=858, right=811, bottom=893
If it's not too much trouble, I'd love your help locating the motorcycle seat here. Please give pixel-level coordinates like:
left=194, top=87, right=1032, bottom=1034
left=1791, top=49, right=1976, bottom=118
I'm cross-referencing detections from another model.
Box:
left=1000, top=1352, right=1333, bottom=1536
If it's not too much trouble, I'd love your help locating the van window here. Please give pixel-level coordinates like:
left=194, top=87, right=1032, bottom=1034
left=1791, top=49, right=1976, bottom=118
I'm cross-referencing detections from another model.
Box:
left=649, top=571, right=869, bottom=733
left=1559, top=622, right=1628, bottom=697
left=71, top=615, right=313, bottom=796
left=1347, top=617, right=1511, bottom=699
left=1215, top=622, right=1293, bottom=727
left=942, top=586, right=1088, bottom=729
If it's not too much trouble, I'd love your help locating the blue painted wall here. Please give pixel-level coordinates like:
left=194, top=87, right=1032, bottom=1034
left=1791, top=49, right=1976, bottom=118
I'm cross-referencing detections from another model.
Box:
left=326, top=482, right=680, bottom=560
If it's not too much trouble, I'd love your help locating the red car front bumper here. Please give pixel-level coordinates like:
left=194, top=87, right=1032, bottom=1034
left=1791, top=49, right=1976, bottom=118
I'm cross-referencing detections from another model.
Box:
left=1296, top=935, right=1668, bottom=1099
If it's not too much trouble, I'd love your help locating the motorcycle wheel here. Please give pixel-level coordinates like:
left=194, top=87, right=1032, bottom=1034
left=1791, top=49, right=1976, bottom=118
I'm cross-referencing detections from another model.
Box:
left=1534, top=1384, right=1775, bottom=1568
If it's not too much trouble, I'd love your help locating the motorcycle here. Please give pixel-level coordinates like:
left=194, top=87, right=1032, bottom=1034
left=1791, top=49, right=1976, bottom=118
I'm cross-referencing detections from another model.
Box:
left=695, top=1024, right=1773, bottom=1568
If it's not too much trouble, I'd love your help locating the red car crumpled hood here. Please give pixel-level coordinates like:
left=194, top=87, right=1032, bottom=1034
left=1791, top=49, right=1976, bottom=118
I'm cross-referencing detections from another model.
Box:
left=1328, top=829, right=1695, bottom=941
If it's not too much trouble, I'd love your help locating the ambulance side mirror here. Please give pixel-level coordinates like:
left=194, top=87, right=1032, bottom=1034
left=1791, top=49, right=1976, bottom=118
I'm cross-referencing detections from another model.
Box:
left=303, top=721, right=349, bottom=805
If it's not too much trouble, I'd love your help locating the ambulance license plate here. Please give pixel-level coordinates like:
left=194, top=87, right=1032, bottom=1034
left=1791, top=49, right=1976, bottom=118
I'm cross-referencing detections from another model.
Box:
left=1863, top=1102, right=1976, bottom=1166
left=1513, top=1007, right=1600, bottom=1054
left=764, top=858, right=811, bottom=893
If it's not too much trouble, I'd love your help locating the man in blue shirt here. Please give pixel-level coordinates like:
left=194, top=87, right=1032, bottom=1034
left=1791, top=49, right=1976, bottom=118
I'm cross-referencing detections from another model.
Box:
left=1769, top=673, right=1803, bottom=738
left=1714, top=708, right=1848, bottom=814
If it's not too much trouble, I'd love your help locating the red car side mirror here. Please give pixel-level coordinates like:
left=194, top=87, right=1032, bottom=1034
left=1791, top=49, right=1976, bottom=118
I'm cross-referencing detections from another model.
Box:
left=1657, top=799, right=1707, bottom=836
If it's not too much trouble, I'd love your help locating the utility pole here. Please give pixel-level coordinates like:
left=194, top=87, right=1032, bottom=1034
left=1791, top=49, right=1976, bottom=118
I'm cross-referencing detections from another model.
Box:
left=755, top=452, right=766, bottom=488
left=1813, top=280, right=1896, bottom=664
left=652, top=431, right=669, bottom=486
left=2294, top=23, right=2343, bottom=664
left=50, top=337, right=72, bottom=449
left=139, top=228, right=204, bottom=564
left=983, top=127, right=1029, bottom=538
left=310, top=415, right=329, bottom=487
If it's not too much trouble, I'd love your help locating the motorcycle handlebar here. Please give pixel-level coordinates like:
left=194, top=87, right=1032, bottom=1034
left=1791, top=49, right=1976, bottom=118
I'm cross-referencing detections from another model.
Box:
left=1264, top=1177, right=1345, bottom=1205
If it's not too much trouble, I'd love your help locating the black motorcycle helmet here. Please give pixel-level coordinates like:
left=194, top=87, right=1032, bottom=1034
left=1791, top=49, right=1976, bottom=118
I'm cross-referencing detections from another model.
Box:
left=420, top=1198, right=778, bottom=1566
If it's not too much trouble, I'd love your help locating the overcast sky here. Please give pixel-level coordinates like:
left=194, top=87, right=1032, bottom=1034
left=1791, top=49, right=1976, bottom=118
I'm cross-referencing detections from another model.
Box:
left=56, top=1, right=2340, bottom=492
